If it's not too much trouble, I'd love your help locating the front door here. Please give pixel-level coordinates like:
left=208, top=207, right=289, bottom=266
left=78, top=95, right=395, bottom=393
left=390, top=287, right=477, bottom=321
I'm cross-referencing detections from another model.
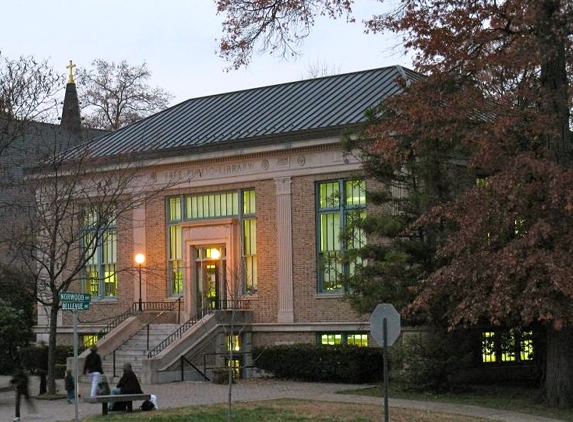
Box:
left=194, top=246, right=225, bottom=311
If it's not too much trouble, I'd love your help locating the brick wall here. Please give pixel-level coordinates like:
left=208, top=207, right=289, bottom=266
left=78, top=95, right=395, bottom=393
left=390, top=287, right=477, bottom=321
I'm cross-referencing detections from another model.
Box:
left=291, top=173, right=367, bottom=324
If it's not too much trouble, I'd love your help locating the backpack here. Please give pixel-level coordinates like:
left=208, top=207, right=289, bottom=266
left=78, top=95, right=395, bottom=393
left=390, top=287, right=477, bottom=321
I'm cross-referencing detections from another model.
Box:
left=96, top=376, right=110, bottom=396
left=140, top=399, right=155, bottom=411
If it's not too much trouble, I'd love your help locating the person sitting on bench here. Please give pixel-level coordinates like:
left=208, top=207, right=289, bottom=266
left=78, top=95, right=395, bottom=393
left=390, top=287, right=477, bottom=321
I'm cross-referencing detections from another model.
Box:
left=110, top=363, right=143, bottom=411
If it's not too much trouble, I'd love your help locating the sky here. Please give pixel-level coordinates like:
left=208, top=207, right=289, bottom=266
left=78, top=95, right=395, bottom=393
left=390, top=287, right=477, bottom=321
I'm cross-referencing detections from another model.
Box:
left=0, top=0, right=412, bottom=106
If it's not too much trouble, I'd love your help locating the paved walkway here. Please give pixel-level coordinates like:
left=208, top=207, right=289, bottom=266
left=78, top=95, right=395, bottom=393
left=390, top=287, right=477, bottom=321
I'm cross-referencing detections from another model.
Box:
left=0, top=376, right=565, bottom=422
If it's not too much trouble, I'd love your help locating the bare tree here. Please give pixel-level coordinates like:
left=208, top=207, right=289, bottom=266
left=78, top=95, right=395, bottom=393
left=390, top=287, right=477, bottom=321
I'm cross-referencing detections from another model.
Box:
left=77, top=59, right=174, bottom=130
left=216, top=0, right=354, bottom=69
left=3, top=136, right=184, bottom=394
left=303, top=58, right=341, bottom=79
left=0, top=53, right=62, bottom=155
left=220, top=263, right=253, bottom=421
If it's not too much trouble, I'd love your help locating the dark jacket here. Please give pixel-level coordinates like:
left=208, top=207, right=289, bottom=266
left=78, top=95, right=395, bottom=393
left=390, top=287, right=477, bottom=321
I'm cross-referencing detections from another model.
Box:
left=36, top=345, right=48, bottom=372
left=65, top=374, right=75, bottom=392
left=83, top=350, right=103, bottom=374
left=10, top=370, right=30, bottom=394
left=116, top=369, right=143, bottom=394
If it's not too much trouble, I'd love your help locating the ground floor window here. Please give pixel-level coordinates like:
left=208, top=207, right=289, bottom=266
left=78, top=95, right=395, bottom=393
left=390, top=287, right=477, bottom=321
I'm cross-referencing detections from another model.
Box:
left=227, top=334, right=241, bottom=352
left=481, top=330, right=533, bottom=363
left=318, top=333, right=368, bottom=347
left=225, top=334, right=242, bottom=378
left=224, top=358, right=241, bottom=379
left=81, top=334, right=99, bottom=348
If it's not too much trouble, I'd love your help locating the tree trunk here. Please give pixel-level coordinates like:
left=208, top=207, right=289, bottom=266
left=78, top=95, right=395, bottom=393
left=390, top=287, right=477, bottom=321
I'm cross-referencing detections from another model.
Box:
left=47, top=301, right=59, bottom=395
left=543, top=326, right=573, bottom=408
left=538, top=0, right=572, bottom=167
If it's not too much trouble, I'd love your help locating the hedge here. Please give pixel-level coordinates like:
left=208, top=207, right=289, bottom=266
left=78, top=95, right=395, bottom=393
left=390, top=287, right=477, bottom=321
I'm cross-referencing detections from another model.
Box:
left=19, top=345, right=74, bottom=379
left=253, top=344, right=385, bottom=383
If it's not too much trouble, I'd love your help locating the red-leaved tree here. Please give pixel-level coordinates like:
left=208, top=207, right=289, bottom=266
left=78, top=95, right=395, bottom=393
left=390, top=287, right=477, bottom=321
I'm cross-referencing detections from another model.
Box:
left=215, top=0, right=573, bottom=407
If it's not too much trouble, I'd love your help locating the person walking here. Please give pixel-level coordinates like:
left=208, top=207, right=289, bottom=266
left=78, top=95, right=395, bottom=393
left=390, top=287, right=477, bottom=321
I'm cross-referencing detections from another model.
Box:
left=10, top=367, right=36, bottom=422
left=83, top=345, right=103, bottom=397
left=36, top=341, right=48, bottom=395
left=64, top=369, right=75, bottom=404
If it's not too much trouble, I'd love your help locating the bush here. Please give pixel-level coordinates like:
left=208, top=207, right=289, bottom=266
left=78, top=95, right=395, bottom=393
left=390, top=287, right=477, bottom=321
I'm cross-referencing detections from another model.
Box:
left=395, top=329, right=474, bottom=393
left=55, top=364, right=67, bottom=379
left=253, top=344, right=385, bottom=383
left=19, top=345, right=74, bottom=378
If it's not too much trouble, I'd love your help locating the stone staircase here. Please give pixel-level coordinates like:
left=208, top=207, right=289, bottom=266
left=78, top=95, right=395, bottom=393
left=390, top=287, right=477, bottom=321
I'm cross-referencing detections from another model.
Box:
left=101, top=323, right=180, bottom=380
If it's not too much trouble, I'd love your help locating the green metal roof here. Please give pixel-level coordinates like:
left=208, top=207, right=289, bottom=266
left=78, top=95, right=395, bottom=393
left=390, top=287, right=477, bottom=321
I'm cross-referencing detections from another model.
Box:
left=82, top=65, right=418, bottom=159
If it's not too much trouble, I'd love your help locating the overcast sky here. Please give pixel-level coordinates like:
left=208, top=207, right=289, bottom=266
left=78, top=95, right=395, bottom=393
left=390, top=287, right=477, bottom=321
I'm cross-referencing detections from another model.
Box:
left=1, top=0, right=411, bottom=106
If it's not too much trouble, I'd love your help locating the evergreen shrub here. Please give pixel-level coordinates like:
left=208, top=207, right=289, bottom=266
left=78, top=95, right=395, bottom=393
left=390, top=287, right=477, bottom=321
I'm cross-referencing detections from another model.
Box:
left=253, top=344, right=385, bottom=383
left=395, top=329, right=474, bottom=393
left=20, top=345, right=74, bottom=378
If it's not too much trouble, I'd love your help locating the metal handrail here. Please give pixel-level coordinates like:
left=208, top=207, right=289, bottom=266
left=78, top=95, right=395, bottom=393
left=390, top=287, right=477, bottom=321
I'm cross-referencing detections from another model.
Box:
left=212, top=299, right=250, bottom=310
left=147, top=307, right=211, bottom=358
left=109, top=298, right=182, bottom=376
left=147, top=299, right=251, bottom=358
left=181, top=355, right=210, bottom=381
left=81, top=303, right=137, bottom=349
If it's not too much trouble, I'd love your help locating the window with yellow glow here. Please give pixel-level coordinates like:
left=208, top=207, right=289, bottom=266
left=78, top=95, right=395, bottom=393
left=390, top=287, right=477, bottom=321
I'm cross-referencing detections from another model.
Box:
left=317, top=179, right=366, bottom=293
left=167, top=189, right=257, bottom=296
left=82, top=209, right=117, bottom=299
left=226, top=335, right=241, bottom=352
left=319, top=333, right=368, bottom=347
left=82, top=335, right=99, bottom=348
left=226, top=358, right=241, bottom=379
left=481, top=330, right=533, bottom=364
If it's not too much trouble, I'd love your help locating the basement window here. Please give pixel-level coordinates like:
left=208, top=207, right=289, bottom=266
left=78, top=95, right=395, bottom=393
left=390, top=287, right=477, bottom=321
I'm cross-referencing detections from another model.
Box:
left=318, top=333, right=368, bottom=347
left=481, top=330, right=533, bottom=363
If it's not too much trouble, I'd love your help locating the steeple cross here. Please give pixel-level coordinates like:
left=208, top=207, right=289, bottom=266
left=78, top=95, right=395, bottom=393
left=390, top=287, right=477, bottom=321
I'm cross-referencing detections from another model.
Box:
left=66, top=60, right=76, bottom=84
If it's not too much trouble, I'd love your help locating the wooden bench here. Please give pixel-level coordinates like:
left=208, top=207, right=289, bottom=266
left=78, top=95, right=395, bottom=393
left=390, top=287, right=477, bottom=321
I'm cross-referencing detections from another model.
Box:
left=84, top=393, right=151, bottom=415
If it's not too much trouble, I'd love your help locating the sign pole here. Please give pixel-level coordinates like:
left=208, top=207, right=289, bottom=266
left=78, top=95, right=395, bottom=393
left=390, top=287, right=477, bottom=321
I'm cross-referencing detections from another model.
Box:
left=383, top=317, right=389, bottom=422
left=73, top=310, right=79, bottom=422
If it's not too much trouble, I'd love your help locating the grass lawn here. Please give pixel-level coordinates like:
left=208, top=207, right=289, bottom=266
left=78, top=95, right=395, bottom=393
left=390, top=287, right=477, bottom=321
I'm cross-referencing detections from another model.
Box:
left=80, top=399, right=490, bottom=421
left=341, top=383, right=573, bottom=422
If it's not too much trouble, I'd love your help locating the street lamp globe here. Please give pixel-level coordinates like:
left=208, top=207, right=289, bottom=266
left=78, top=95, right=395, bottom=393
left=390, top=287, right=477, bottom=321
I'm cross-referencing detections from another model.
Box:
left=135, top=253, right=145, bottom=265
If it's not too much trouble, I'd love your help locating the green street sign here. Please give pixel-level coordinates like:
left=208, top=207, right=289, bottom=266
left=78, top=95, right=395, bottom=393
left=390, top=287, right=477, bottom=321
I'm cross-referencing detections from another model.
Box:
left=59, top=292, right=91, bottom=303
left=62, top=302, right=90, bottom=311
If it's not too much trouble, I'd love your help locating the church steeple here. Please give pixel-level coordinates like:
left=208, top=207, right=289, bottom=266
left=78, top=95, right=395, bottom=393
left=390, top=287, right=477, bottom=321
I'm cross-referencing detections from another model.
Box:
left=60, top=60, right=82, bottom=135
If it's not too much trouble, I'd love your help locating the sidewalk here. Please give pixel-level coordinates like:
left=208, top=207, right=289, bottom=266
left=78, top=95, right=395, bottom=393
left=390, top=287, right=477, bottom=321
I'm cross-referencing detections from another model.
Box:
left=0, top=376, right=566, bottom=422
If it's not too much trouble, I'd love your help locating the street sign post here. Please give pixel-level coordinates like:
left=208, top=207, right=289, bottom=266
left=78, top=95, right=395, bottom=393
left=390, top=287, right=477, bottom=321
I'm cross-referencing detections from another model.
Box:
left=370, top=303, right=401, bottom=422
left=59, top=291, right=91, bottom=422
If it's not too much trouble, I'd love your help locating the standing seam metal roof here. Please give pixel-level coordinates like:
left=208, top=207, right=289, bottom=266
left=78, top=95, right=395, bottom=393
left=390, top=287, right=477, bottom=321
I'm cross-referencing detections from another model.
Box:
left=82, top=65, right=419, bottom=158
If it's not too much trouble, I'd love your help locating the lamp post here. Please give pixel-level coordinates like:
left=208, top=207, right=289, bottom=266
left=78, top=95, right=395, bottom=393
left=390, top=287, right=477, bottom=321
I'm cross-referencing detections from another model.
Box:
left=135, top=253, right=145, bottom=311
